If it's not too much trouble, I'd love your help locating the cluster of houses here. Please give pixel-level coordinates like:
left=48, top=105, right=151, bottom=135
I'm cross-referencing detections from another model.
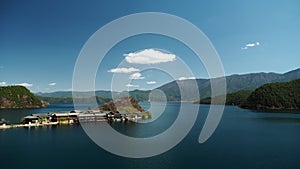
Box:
left=22, top=110, right=80, bottom=125
left=22, top=110, right=144, bottom=125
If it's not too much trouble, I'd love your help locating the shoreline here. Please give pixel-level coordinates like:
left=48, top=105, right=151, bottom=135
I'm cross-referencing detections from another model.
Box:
left=197, top=103, right=300, bottom=113
left=0, top=122, right=60, bottom=130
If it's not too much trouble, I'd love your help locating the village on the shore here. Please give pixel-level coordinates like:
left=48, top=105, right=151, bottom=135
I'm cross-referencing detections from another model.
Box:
left=0, top=109, right=151, bottom=130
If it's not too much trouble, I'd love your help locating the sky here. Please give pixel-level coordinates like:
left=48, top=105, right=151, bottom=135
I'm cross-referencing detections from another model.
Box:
left=0, top=0, right=300, bottom=92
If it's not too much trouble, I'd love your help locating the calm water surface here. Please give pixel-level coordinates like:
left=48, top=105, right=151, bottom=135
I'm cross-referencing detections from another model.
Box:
left=1, top=102, right=300, bottom=169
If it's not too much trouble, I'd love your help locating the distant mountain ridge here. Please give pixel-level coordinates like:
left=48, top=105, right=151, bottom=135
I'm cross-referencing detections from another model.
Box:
left=158, top=68, right=300, bottom=101
left=36, top=68, right=300, bottom=101
left=36, top=90, right=117, bottom=99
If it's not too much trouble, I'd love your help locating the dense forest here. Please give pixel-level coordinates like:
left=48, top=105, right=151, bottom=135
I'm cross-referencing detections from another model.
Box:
left=0, top=86, right=48, bottom=109
left=241, top=79, right=300, bottom=110
left=198, top=79, right=300, bottom=110
left=197, top=90, right=252, bottom=105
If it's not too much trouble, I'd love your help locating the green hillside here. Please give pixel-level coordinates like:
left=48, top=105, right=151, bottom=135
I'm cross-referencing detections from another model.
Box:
left=198, top=79, right=300, bottom=111
left=0, top=86, right=49, bottom=109
left=241, top=79, right=300, bottom=110
left=197, top=90, right=253, bottom=105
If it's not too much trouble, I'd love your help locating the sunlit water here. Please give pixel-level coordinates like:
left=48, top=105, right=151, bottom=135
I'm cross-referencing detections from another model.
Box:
left=1, top=102, right=300, bottom=169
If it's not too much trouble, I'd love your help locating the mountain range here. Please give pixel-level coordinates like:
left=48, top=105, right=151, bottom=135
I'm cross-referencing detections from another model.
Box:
left=36, top=68, right=300, bottom=102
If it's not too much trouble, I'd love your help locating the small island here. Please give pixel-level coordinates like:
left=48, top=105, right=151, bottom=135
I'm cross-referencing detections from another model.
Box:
left=98, top=96, right=152, bottom=119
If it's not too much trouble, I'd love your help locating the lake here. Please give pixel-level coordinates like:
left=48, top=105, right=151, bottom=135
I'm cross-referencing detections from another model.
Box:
left=1, top=102, right=300, bottom=169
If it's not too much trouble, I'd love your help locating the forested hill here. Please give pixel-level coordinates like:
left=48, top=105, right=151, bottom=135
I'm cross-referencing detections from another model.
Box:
left=198, top=79, right=300, bottom=110
left=0, top=86, right=49, bottom=109
left=241, top=79, right=300, bottom=110
left=197, top=90, right=253, bottom=105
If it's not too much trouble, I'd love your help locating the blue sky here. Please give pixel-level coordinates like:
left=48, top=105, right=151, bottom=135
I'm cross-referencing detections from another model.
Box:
left=0, top=0, right=299, bottom=92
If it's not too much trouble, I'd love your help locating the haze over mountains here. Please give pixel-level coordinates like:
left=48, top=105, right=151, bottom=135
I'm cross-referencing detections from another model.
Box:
left=36, top=68, right=300, bottom=102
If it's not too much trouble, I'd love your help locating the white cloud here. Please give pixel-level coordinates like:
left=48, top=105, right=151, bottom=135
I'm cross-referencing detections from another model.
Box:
left=242, top=41, right=260, bottom=50
left=15, top=82, right=33, bottom=87
left=245, top=43, right=255, bottom=47
left=129, top=72, right=144, bottom=80
left=48, top=82, right=56, bottom=86
left=0, top=82, right=34, bottom=87
left=126, top=84, right=139, bottom=88
left=0, top=82, right=6, bottom=86
left=178, top=77, right=196, bottom=81
left=124, top=49, right=176, bottom=64
left=108, top=67, right=140, bottom=73
left=0, top=82, right=33, bottom=87
left=147, top=81, right=157, bottom=85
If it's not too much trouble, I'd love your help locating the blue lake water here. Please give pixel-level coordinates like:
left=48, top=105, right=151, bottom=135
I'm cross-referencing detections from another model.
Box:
left=1, top=102, right=300, bottom=169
